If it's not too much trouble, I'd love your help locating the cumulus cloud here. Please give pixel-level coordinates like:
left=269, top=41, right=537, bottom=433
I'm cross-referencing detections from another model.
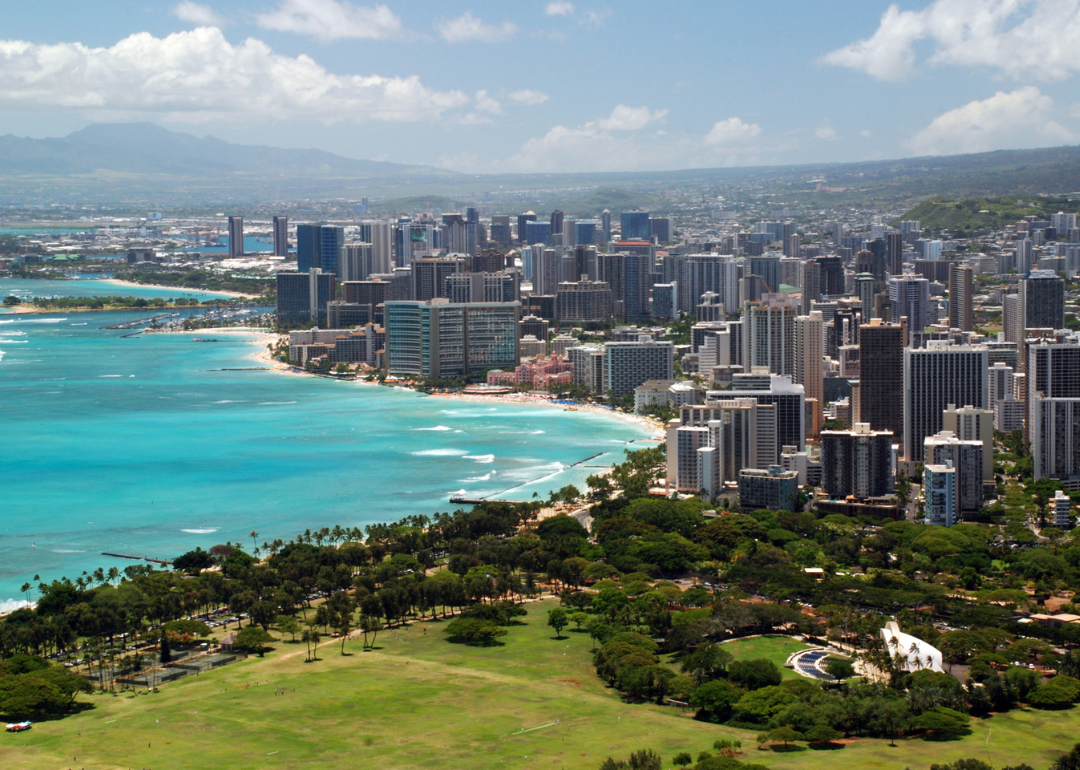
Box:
left=255, top=0, right=402, bottom=40
left=595, top=104, right=667, bottom=131
left=907, top=86, right=1077, bottom=155
left=474, top=90, right=501, bottom=114
left=172, top=1, right=225, bottom=27
left=0, top=27, right=468, bottom=123
left=545, top=1, right=574, bottom=15
left=823, top=0, right=1080, bottom=81
left=437, top=12, right=517, bottom=43
left=508, top=89, right=549, bottom=105
left=704, top=117, right=762, bottom=145
left=816, top=125, right=838, bottom=141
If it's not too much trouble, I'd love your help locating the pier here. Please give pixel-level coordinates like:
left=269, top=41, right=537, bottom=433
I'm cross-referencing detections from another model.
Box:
left=101, top=552, right=171, bottom=566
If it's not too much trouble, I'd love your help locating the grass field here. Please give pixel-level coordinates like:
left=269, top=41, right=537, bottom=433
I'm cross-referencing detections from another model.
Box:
left=719, top=636, right=812, bottom=681
left=1, top=600, right=1077, bottom=770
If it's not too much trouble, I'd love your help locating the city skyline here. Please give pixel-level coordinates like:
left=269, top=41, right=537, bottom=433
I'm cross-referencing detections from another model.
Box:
left=2, top=0, right=1079, bottom=174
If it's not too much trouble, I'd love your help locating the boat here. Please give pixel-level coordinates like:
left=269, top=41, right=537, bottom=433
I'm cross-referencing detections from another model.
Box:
left=191, top=338, right=220, bottom=342
left=6, top=722, right=32, bottom=733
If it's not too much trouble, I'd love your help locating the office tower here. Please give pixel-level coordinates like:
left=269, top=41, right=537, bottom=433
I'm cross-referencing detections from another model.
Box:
left=411, top=257, right=464, bottom=302
left=555, top=280, right=614, bottom=322
left=745, top=296, right=798, bottom=376
left=326, top=301, right=373, bottom=328
left=516, top=212, right=537, bottom=243
left=1021, top=270, right=1065, bottom=331
left=339, top=243, right=374, bottom=282
left=948, top=263, right=974, bottom=331
left=521, top=315, right=550, bottom=343
left=1016, top=238, right=1034, bottom=275
left=602, top=337, right=674, bottom=397
left=524, top=220, right=551, bottom=246
left=781, top=222, right=794, bottom=251
left=228, top=216, right=244, bottom=257
left=362, top=221, right=392, bottom=274
left=924, top=462, right=959, bottom=527
left=272, top=216, right=288, bottom=257
left=317, top=226, right=344, bottom=276
left=820, top=423, right=894, bottom=499
left=549, top=210, right=564, bottom=241
left=1003, top=293, right=1023, bottom=343
left=817, top=256, right=845, bottom=296
left=889, top=275, right=931, bottom=331
left=532, top=247, right=561, bottom=296
left=489, top=215, right=512, bottom=246
left=343, top=279, right=387, bottom=308
left=886, top=232, right=904, bottom=275
left=649, top=217, right=673, bottom=244
left=297, top=225, right=318, bottom=272
left=445, top=272, right=520, bottom=304
left=670, top=254, right=740, bottom=316
left=385, top=300, right=520, bottom=378
left=943, top=404, right=994, bottom=483
left=705, top=371, right=806, bottom=451
left=601, top=210, right=612, bottom=242
left=783, top=231, right=800, bottom=258
left=575, top=220, right=598, bottom=248
left=854, top=274, right=876, bottom=316
left=794, top=311, right=824, bottom=437
left=595, top=253, right=651, bottom=322
left=902, top=342, right=989, bottom=462
left=620, top=211, right=650, bottom=240
left=276, top=269, right=336, bottom=325
left=465, top=207, right=481, bottom=255
left=441, top=214, right=466, bottom=253
left=652, top=283, right=676, bottom=320
left=748, top=256, right=781, bottom=292
left=800, top=260, right=822, bottom=314
left=779, top=257, right=802, bottom=289
left=924, top=431, right=984, bottom=517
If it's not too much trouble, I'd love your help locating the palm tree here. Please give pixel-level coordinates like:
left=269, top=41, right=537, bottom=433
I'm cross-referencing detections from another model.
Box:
left=250, top=530, right=259, bottom=552
left=20, top=582, right=31, bottom=606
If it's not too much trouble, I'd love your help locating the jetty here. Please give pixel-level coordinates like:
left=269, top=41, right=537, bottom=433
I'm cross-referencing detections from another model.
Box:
left=101, top=552, right=171, bottom=566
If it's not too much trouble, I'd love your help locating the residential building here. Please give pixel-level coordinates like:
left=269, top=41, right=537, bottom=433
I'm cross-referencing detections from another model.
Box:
left=276, top=269, right=336, bottom=325
left=794, top=311, right=824, bottom=436
left=942, top=404, right=995, bottom=483
left=902, top=342, right=989, bottom=462
left=739, top=466, right=800, bottom=512
left=567, top=344, right=605, bottom=392
left=412, top=257, right=464, bottom=302
left=889, top=275, right=931, bottom=331
left=1020, top=270, right=1065, bottom=331
left=1054, top=490, right=1073, bottom=530
left=705, top=369, right=805, bottom=451
left=603, top=337, right=675, bottom=397
left=445, top=272, right=520, bottom=304
left=339, top=243, right=374, bottom=282
left=228, top=216, right=244, bottom=258
left=820, top=423, right=895, bottom=499
left=745, top=295, right=799, bottom=376
left=925, top=461, right=959, bottom=527
left=924, top=431, right=984, bottom=517
left=555, top=280, right=614, bottom=323
left=272, top=215, right=288, bottom=257
left=948, top=263, right=974, bottom=331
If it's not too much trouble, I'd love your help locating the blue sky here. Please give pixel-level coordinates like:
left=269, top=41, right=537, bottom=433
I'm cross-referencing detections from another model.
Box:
left=1, top=0, right=1079, bottom=172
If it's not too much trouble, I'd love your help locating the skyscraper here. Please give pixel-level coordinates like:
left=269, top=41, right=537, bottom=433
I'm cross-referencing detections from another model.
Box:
left=794, top=311, right=824, bottom=437
left=859, top=320, right=905, bottom=438
left=339, top=243, right=374, bottom=282
left=365, top=221, right=393, bottom=275
left=411, top=257, right=464, bottom=302
left=745, top=296, right=799, bottom=376
left=317, top=226, right=345, bottom=276
left=603, top=337, right=675, bottom=397
left=820, top=423, right=894, bottom=499
left=276, top=269, right=337, bottom=325
left=228, top=216, right=244, bottom=258
left=601, top=210, right=612, bottom=242
left=1020, top=270, right=1065, bottom=331
left=748, top=256, right=781, bottom=293
left=272, top=215, right=288, bottom=257
left=889, top=275, right=931, bottom=331
left=385, top=300, right=520, bottom=379
left=549, top=210, right=564, bottom=243
left=296, top=224, right=320, bottom=272
left=886, top=232, right=904, bottom=275
left=620, top=211, right=650, bottom=241
left=948, top=263, right=974, bottom=331
left=903, top=343, right=989, bottom=462
left=800, top=260, right=822, bottom=315
left=517, top=212, right=537, bottom=244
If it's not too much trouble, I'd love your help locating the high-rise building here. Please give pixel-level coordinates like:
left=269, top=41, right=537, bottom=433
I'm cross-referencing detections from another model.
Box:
left=339, top=243, right=374, bottom=282
left=276, top=269, right=337, bottom=325
left=549, top=210, right=564, bottom=240
left=925, top=461, right=959, bottom=527
left=649, top=217, right=673, bottom=244
left=555, top=280, right=614, bottom=323
left=1003, top=292, right=1023, bottom=343
left=705, top=370, right=805, bottom=452
left=1015, top=238, right=1034, bottom=275
left=800, top=260, right=822, bottom=315
left=669, top=254, right=740, bottom=316
left=1020, top=270, right=1065, bottom=331
left=924, top=431, right=984, bottom=517
left=889, top=275, right=931, bottom=331
left=296, top=224, right=320, bottom=272
left=820, top=423, right=895, bottom=499
left=817, top=256, right=845, bottom=296
left=1028, top=337, right=1080, bottom=487
left=517, top=212, right=537, bottom=243
left=902, top=343, right=989, bottom=462
left=361, top=221, right=393, bottom=275
left=1054, top=489, right=1073, bottom=529
left=603, top=337, right=675, bottom=397
left=411, top=257, right=464, bottom=302
left=524, top=221, right=552, bottom=246
left=575, top=220, right=598, bottom=248
left=794, top=311, right=824, bottom=437
left=738, top=466, right=800, bottom=511
left=600, top=210, right=612, bottom=242
left=942, top=404, right=994, bottom=483
left=385, top=299, right=520, bottom=378
left=272, top=216, right=288, bottom=257
left=445, top=272, right=520, bottom=304
left=228, top=216, right=244, bottom=258
left=620, top=211, right=651, bottom=241
left=948, top=263, right=974, bottom=331
left=748, top=256, right=781, bottom=293
left=886, top=232, right=904, bottom=275
left=745, top=295, right=799, bottom=376
left=532, top=247, right=561, bottom=296
left=489, top=215, right=512, bottom=246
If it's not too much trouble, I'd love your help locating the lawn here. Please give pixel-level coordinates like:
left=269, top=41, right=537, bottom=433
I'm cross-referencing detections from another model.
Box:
left=1, top=600, right=1077, bottom=770
left=719, top=635, right=812, bottom=680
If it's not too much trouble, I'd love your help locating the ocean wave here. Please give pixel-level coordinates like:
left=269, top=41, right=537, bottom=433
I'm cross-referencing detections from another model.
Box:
left=0, top=598, right=32, bottom=614
left=71, top=323, right=87, bottom=326
left=462, top=472, right=493, bottom=482
left=50, top=548, right=84, bottom=554
left=1, top=330, right=26, bottom=336
left=212, top=400, right=244, bottom=404
left=9, top=318, right=66, bottom=324
left=463, top=454, right=495, bottom=464
left=257, top=401, right=297, bottom=406
left=0, top=339, right=28, bottom=343
left=99, top=375, right=123, bottom=378
left=450, top=489, right=468, bottom=496
left=411, top=448, right=469, bottom=457
left=182, top=528, right=218, bottom=534
left=439, top=409, right=461, bottom=415
left=412, top=425, right=452, bottom=431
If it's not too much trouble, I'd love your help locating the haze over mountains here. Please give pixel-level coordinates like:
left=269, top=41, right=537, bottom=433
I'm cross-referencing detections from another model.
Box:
left=0, top=123, right=457, bottom=178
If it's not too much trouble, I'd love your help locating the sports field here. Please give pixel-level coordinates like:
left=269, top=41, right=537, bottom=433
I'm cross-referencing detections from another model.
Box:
left=1, top=600, right=1076, bottom=769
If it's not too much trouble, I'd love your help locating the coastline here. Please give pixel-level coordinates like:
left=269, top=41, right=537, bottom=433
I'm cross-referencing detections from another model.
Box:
left=101, top=278, right=251, bottom=299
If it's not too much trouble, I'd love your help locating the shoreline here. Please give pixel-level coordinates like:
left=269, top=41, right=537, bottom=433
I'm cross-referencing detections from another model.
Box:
left=100, top=278, right=251, bottom=299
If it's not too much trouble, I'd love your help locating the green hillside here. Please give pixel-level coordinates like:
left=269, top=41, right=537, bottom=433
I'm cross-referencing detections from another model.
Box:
left=897, top=196, right=1080, bottom=236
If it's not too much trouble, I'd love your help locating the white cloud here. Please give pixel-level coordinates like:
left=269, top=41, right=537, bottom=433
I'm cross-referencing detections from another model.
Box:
left=581, top=9, right=610, bottom=27
left=595, top=104, right=667, bottom=131
left=172, top=1, right=225, bottom=27
left=823, top=0, right=1080, bottom=81
left=816, top=125, right=838, bottom=141
left=508, top=89, right=549, bottom=105
left=256, top=0, right=402, bottom=40
left=474, top=90, right=501, bottom=115
left=437, top=12, right=517, bottom=43
left=0, top=27, right=468, bottom=123
left=907, top=86, right=1077, bottom=155
left=545, top=1, right=574, bottom=16
left=704, top=117, right=762, bottom=145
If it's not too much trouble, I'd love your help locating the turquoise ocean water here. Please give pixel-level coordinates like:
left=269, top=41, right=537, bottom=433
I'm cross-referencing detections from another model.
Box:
left=0, top=280, right=649, bottom=607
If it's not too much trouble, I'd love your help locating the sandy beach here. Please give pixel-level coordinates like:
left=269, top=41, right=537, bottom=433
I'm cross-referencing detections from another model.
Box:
left=100, top=278, right=252, bottom=298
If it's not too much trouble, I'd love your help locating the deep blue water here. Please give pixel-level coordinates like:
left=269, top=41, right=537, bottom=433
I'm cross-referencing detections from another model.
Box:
left=0, top=306, right=647, bottom=606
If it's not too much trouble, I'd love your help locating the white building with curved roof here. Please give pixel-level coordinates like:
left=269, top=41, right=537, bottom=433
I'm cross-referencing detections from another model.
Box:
left=880, top=621, right=943, bottom=672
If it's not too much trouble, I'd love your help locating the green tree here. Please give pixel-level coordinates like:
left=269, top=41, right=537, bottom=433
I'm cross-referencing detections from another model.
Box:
left=359, top=614, right=382, bottom=650
left=276, top=614, right=301, bottom=642
left=824, top=657, right=856, bottom=683
left=804, top=724, right=842, bottom=746
left=1052, top=743, right=1080, bottom=770
left=547, top=607, right=569, bottom=639
left=672, top=752, right=693, bottom=767
left=766, top=725, right=805, bottom=747
left=689, top=679, right=744, bottom=723
left=570, top=611, right=590, bottom=631
left=234, top=627, right=276, bottom=656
